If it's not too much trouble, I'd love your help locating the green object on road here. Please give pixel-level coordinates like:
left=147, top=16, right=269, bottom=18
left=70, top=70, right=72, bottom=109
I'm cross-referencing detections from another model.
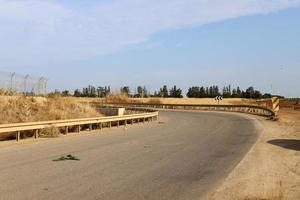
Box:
left=53, top=154, right=80, bottom=161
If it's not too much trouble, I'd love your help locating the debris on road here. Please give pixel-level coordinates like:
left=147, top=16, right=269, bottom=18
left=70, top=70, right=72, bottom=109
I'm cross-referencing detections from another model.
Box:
left=53, top=154, right=80, bottom=161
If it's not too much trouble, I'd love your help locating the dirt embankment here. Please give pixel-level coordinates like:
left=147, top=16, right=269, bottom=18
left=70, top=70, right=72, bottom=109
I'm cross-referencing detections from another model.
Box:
left=210, top=108, right=300, bottom=200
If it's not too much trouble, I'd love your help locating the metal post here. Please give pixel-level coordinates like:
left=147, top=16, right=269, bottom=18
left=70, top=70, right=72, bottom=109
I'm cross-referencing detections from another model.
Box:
left=77, top=125, right=81, bottom=133
left=10, top=72, right=16, bottom=91
left=43, top=79, right=48, bottom=95
left=65, top=126, right=69, bottom=135
left=16, top=131, right=20, bottom=142
left=89, top=124, right=93, bottom=131
left=117, top=121, right=120, bottom=127
left=34, top=129, right=39, bottom=139
left=38, top=77, right=44, bottom=95
left=24, top=75, right=29, bottom=95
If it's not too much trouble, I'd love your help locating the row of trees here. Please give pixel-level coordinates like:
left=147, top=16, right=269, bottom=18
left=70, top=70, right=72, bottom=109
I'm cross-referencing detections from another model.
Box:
left=153, top=85, right=183, bottom=98
left=186, top=85, right=272, bottom=99
left=56, top=85, right=275, bottom=99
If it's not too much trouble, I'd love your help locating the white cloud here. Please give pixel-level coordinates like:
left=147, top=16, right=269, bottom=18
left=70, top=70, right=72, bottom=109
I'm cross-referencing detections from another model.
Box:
left=0, top=0, right=299, bottom=66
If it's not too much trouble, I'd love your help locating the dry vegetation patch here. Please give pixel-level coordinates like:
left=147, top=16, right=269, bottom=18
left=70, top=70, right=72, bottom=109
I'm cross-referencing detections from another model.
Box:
left=0, top=96, right=103, bottom=124
left=0, top=96, right=103, bottom=140
left=39, top=126, right=61, bottom=138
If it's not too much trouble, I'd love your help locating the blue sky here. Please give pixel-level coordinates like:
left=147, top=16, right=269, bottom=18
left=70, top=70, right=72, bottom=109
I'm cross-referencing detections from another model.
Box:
left=0, top=0, right=300, bottom=97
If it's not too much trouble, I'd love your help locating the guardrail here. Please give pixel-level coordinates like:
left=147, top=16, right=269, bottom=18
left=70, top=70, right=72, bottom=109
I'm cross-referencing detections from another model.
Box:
left=104, top=103, right=275, bottom=117
left=96, top=105, right=157, bottom=114
left=0, top=111, right=159, bottom=142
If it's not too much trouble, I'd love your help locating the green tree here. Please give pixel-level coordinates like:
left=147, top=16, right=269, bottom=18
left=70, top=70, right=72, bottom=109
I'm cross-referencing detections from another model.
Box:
left=135, top=86, right=148, bottom=98
left=74, top=89, right=81, bottom=97
left=187, top=87, right=200, bottom=98
left=169, top=85, right=183, bottom=98
left=262, top=93, right=272, bottom=98
left=61, top=90, right=70, bottom=97
left=159, top=85, right=169, bottom=97
left=245, top=87, right=255, bottom=98
left=236, top=87, right=242, bottom=98
left=121, top=86, right=130, bottom=96
left=231, top=88, right=238, bottom=98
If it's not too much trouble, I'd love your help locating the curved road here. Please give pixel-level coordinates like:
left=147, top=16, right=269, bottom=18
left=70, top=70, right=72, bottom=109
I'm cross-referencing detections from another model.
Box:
left=0, top=110, right=261, bottom=200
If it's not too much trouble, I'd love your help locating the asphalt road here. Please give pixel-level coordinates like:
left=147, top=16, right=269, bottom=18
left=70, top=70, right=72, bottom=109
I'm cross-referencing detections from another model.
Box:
left=0, top=110, right=261, bottom=200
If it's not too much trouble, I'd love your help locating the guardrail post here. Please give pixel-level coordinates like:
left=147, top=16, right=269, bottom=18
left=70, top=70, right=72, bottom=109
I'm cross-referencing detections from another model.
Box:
left=143, top=118, right=145, bottom=123
left=16, top=131, right=20, bottom=142
left=77, top=125, right=81, bottom=133
left=125, top=120, right=127, bottom=127
left=65, top=126, right=69, bottom=135
left=109, top=122, right=112, bottom=128
left=34, top=129, right=39, bottom=139
left=89, top=124, right=93, bottom=131
left=117, top=121, right=120, bottom=127
left=131, top=120, right=134, bottom=125
left=99, top=123, right=102, bottom=130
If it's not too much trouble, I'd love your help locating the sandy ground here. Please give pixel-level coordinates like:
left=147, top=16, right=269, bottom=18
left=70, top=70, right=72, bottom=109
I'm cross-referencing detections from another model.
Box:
left=210, top=109, right=300, bottom=200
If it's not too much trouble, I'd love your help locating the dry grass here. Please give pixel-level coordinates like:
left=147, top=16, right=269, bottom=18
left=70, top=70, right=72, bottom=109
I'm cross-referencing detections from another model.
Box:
left=0, top=96, right=103, bottom=124
left=280, top=99, right=300, bottom=110
left=0, top=89, right=17, bottom=96
left=105, top=93, right=130, bottom=104
left=0, top=96, right=104, bottom=141
left=39, top=126, right=61, bottom=138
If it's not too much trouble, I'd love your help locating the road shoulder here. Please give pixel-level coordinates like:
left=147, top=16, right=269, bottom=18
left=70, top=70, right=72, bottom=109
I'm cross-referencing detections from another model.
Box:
left=210, top=109, right=300, bottom=200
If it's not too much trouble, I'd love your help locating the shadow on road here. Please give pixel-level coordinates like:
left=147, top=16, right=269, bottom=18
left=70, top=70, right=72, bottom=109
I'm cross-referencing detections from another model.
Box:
left=267, top=139, right=300, bottom=151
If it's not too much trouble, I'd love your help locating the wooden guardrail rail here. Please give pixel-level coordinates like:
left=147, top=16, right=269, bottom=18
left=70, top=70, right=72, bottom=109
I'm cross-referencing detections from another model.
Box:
left=0, top=111, right=159, bottom=142
left=105, top=103, right=275, bottom=117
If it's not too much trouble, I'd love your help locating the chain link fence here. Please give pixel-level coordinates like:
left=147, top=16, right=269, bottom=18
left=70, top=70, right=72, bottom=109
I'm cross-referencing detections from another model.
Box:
left=0, top=71, right=48, bottom=95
